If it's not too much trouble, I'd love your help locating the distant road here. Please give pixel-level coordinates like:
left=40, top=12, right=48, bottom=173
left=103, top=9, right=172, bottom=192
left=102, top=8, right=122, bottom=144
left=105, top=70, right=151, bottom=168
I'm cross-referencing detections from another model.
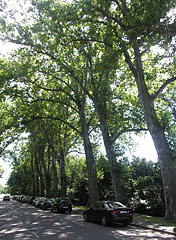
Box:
left=0, top=198, right=174, bottom=240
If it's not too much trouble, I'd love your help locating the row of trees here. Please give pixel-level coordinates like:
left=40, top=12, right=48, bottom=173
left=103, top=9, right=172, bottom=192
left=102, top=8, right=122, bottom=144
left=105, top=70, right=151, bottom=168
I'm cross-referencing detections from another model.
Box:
left=0, top=0, right=175, bottom=219
left=7, top=144, right=165, bottom=217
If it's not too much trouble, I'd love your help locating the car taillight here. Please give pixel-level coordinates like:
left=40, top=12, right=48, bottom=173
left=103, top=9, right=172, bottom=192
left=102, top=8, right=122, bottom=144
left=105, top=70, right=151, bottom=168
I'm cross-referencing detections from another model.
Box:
left=112, top=210, right=119, bottom=214
left=128, top=210, right=132, bottom=214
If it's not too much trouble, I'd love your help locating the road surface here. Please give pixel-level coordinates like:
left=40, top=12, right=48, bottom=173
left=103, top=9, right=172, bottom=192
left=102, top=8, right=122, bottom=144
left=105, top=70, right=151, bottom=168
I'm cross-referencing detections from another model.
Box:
left=0, top=197, right=175, bottom=240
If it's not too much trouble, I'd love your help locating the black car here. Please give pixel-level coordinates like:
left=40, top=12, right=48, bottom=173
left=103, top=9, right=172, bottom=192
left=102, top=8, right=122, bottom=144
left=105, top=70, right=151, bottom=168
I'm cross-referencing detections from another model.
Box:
left=83, top=201, right=133, bottom=226
left=51, top=197, right=72, bottom=213
left=3, top=195, right=10, bottom=201
left=40, top=198, right=54, bottom=210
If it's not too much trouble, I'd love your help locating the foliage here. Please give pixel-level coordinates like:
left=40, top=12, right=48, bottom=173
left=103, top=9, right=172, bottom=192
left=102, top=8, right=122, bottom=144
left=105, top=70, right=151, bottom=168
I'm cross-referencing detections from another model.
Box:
left=129, top=157, right=165, bottom=216
left=66, top=156, right=88, bottom=205
left=0, top=0, right=175, bottom=218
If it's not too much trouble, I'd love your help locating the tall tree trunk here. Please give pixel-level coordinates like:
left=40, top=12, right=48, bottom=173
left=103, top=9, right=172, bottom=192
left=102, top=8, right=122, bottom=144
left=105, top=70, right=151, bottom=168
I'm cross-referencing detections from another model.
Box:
left=31, top=152, right=36, bottom=197
left=128, top=42, right=176, bottom=220
left=59, top=148, right=67, bottom=197
left=52, top=151, right=58, bottom=198
left=39, top=163, right=45, bottom=197
left=79, top=109, right=99, bottom=205
left=35, top=148, right=40, bottom=196
left=38, top=144, right=45, bottom=196
left=74, top=84, right=99, bottom=204
left=99, top=110, right=125, bottom=202
left=39, top=144, right=52, bottom=198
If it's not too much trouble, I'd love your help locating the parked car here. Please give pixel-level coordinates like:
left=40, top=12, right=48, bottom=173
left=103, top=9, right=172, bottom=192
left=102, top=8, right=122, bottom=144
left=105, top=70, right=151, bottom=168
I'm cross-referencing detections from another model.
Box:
left=32, top=197, right=40, bottom=206
left=40, top=198, right=54, bottom=210
left=35, top=197, right=46, bottom=208
left=21, top=195, right=30, bottom=203
left=16, top=195, right=24, bottom=201
left=51, top=197, right=72, bottom=213
left=83, top=201, right=133, bottom=226
left=3, top=195, right=10, bottom=201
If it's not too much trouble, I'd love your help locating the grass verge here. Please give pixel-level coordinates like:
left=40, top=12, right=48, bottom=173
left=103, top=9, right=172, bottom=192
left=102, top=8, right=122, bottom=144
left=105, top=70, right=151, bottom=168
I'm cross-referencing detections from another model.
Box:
left=134, top=213, right=176, bottom=227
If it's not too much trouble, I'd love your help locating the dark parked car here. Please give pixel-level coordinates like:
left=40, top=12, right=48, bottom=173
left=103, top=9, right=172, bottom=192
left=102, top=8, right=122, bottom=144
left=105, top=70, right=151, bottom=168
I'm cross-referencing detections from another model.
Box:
left=40, top=198, right=54, bottom=210
left=3, top=195, right=10, bottom=201
left=83, top=201, right=133, bottom=226
left=51, top=197, right=72, bottom=213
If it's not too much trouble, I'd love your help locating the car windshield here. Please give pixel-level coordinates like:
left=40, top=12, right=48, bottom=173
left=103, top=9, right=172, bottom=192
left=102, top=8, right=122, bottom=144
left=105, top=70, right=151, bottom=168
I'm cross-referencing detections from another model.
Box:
left=60, top=199, right=71, bottom=204
left=107, top=201, right=126, bottom=208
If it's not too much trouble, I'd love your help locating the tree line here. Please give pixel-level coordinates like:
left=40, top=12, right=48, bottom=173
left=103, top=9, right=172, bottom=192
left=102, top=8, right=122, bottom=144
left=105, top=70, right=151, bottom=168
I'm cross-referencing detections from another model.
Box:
left=0, top=0, right=175, bottom=219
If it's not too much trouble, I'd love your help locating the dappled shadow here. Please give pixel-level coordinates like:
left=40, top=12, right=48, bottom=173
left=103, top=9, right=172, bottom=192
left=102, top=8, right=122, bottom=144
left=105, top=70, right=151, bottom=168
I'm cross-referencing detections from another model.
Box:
left=0, top=200, right=175, bottom=240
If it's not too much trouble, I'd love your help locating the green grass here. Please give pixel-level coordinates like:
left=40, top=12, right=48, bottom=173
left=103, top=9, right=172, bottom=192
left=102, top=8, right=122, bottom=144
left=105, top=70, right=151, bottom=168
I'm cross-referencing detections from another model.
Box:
left=133, top=213, right=176, bottom=227
left=73, top=206, right=86, bottom=211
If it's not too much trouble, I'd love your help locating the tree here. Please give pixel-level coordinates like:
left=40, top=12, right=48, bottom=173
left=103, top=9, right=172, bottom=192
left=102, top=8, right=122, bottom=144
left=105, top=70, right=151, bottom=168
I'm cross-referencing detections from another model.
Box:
left=0, top=0, right=101, bottom=204
left=72, top=0, right=176, bottom=220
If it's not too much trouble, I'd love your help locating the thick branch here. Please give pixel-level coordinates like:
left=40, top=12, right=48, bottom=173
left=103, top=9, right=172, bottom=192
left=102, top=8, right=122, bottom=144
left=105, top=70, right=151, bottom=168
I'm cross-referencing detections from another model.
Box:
left=30, top=98, right=79, bottom=114
left=151, top=76, right=176, bottom=100
left=112, top=127, right=148, bottom=143
left=21, top=116, right=81, bottom=134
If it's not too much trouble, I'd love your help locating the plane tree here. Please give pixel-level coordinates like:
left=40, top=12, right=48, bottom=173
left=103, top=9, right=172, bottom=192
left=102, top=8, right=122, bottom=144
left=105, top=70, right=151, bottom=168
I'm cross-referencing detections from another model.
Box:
left=73, top=0, right=176, bottom=219
left=0, top=39, right=100, bottom=204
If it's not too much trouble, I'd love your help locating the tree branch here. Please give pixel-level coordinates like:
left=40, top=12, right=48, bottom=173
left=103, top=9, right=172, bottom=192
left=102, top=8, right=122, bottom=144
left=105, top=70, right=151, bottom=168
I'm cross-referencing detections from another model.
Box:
left=112, top=127, right=148, bottom=143
left=30, top=98, right=79, bottom=114
left=151, top=76, right=176, bottom=100
left=21, top=116, right=81, bottom=134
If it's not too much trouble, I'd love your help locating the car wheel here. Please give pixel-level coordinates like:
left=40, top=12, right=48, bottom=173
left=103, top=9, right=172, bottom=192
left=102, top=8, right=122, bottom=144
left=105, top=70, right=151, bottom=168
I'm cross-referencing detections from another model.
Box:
left=84, top=213, right=89, bottom=222
left=101, top=216, right=107, bottom=226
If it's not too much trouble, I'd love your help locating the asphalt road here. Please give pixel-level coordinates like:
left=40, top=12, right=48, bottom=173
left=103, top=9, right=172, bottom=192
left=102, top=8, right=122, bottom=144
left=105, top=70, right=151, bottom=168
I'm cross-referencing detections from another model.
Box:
left=0, top=197, right=175, bottom=240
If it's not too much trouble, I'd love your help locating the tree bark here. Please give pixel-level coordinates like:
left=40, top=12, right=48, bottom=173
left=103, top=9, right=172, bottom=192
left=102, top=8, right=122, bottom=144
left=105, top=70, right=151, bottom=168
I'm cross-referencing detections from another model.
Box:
left=30, top=152, right=36, bottom=197
left=34, top=148, right=40, bottom=196
left=52, top=151, right=58, bottom=198
left=39, top=143, right=52, bottom=198
left=59, top=147, right=67, bottom=197
left=128, top=42, right=176, bottom=220
left=78, top=100, right=99, bottom=205
left=99, top=110, right=125, bottom=202
left=37, top=144, right=45, bottom=196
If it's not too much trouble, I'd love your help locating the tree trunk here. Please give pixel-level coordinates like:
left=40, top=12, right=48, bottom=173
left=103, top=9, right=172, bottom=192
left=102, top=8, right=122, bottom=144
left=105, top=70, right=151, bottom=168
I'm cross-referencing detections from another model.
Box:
left=131, top=42, right=176, bottom=220
left=38, top=144, right=45, bottom=196
left=99, top=110, right=125, bottom=202
left=79, top=107, right=99, bottom=205
left=150, top=124, right=176, bottom=219
left=39, top=144, right=52, bottom=198
left=30, top=152, right=36, bottom=197
left=34, top=148, right=40, bottom=196
left=52, top=152, right=58, bottom=198
left=59, top=148, right=67, bottom=197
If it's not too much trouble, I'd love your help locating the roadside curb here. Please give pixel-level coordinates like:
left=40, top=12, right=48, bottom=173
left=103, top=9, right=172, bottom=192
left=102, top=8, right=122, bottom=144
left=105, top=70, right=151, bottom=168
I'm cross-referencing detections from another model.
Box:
left=131, top=222, right=176, bottom=236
